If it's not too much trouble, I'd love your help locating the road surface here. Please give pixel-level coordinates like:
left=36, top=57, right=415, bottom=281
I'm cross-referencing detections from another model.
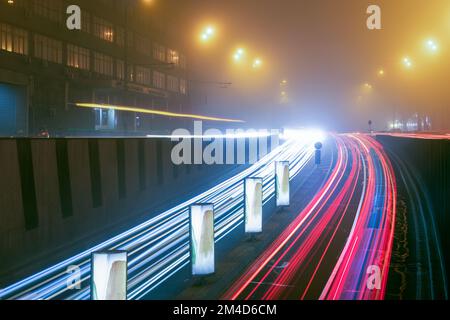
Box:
left=223, top=134, right=397, bottom=300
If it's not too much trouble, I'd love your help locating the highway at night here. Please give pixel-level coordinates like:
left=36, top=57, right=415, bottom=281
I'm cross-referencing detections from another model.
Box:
left=0, top=131, right=402, bottom=300
left=0, top=131, right=321, bottom=300
left=1, top=1, right=449, bottom=311
left=1, top=130, right=448, bottom=304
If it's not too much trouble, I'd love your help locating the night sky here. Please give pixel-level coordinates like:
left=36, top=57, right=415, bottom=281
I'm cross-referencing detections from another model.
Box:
left=165, top=0, right=450, bottom=131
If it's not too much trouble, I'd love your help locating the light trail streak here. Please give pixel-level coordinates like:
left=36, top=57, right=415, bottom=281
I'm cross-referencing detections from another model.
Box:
left=0, top=132, right=319, bottom=300
left=75, top=103, right=245, bottom=123
left=224, top=134, right=397, bottom=300
left=322, top=134, right=397, bottom=300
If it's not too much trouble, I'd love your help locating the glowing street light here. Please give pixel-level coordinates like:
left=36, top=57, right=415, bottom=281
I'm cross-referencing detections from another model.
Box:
left=252, top=58, right=262, bottom=69
left=425, top=39, right=439, bottom=53
left=402, top=56, right=413, bottom=69
left=363, top=83, right=373, bottom=90
left=378, top=69, right=385, bottom=77
left=233, top=48, right=245, bottom=62
left=205, top=27, right=214, bottom=36
left=200, top=25, right=215, bottom=42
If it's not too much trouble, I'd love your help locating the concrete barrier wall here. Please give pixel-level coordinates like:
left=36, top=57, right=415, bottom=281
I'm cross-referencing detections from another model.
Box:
left=0, top=137, right=273, bottom=285
left=377, top=135, right=450, bottom=293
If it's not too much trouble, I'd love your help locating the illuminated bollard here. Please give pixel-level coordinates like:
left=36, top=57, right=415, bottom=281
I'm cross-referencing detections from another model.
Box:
left=244, top=177, right=263, bottom=233
left=275, top=161, right=290, bottom=207
left=190, top=204, right=215, bottom=276
left=91, top=250, right=127, bottom=300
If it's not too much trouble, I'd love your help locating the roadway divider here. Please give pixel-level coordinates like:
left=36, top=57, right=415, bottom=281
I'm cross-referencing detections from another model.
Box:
left=275, top=161, right=290, bottom=207
left=91, top=250, right=128, bottom=300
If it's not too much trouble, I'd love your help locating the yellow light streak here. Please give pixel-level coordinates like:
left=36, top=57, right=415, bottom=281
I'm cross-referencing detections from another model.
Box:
left=75, top=103, right=245, bottom=123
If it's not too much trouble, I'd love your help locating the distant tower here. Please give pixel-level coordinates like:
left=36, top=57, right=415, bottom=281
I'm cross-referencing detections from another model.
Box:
left=368, top=120, right=373, bottom=132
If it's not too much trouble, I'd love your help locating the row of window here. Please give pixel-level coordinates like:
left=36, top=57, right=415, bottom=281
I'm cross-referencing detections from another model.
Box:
left=18, top=0, right=187, bottom=68
left=0, top=22, right=188, bottom=93
left=80, top=13, right=187, bottom=68
left=0, top=23, right=28, bottom=55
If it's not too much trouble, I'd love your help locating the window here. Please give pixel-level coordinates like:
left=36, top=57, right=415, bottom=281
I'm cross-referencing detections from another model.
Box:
left=180, top=79, right=187, bottom=95
left=127, top=31, right=134, bottom=48
left=153, top=71, right=165, bottom=89
left=116, top=60, right=125, bottom=80
left=0, top=23, right=28, bottom=55
left=93, top=16, right=114, bottom=42
left=34, top=34, right=62, bottom=63
left=135, top=66, right=152, bottom=86
left=33, top=0, right=63, bottom=24
left=81, top=11, right=91, bottom=33
left=167, top=75, right=179, bottom=92
left=127, top=64, right=134, bottom=82
left=135, top=34, right=150, bottom=55
left=116, top=26, right=125, bottom=47
left=153, top=43, right=165, bottom=62
left=179, top=54, right=187, bottom=69
left=67, top=44, right=90, bottom=70
left=94, top=108, right=116, bottom=130
left=94, top=52, right=113, bottom=76
left=167, top=49, right=179, bottom=65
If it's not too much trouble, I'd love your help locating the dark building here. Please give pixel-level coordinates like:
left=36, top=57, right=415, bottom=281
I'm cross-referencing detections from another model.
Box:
left=0, top=0, right=190, bottom=137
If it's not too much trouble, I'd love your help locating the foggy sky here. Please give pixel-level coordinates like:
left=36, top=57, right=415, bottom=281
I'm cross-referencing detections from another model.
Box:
left=171, top=0, right=450, bottom=131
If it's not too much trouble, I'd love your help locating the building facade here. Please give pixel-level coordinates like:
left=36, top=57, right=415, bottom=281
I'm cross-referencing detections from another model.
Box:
left=0, top=0, right=190, bottom=136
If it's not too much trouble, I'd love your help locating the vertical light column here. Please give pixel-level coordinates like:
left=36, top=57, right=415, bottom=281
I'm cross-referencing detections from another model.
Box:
left=91, top=250, right=127, bottom=300
left=190, top=204, right=215, bottom=276
left=244, top=177, right=263, bottom=233
left=275, top=161, right=290, bottom=207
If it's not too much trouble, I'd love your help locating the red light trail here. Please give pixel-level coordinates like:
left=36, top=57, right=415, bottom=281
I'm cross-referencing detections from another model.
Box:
left=223, top=134, right=397, bottom=300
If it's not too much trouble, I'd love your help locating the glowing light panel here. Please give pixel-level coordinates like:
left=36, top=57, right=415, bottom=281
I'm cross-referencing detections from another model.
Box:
left=91, top=251, right=127, bottom=300
left=275, top=161, right=290, bottom=206
left=244, top=177, right=263, bottom=233
left=190, top=204, right=215, bottom=275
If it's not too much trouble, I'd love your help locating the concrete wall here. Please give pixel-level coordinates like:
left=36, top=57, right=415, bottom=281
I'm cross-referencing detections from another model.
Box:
left=377, top=136, right=450, bottom=294
left=0, top=136, right=275, bottom=285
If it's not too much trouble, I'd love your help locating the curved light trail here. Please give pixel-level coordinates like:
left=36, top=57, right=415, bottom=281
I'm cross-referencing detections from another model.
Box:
left=223, top=134, right=397, bottom=300
left=0, top=131, right=320, bottom=300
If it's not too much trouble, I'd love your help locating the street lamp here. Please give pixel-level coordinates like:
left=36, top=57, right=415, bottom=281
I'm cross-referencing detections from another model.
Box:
left=363, top=83, right=373, bottom=90
left=425, top=38, right=439, bottom=53
left=402, top=56, right=413, bottom=69
left=200, top=25, right=215, bottom=42
left=252, top=58, right=262, bottom=69
left=233, top=48, right=245, bottom=62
